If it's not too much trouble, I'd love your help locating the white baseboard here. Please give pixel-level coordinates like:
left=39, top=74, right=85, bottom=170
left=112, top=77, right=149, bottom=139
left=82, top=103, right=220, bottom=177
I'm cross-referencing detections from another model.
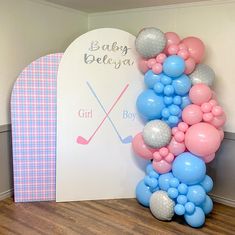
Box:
left=210, top=194, right=235, bottom=208
left=0, top=189, right=13, bottom=201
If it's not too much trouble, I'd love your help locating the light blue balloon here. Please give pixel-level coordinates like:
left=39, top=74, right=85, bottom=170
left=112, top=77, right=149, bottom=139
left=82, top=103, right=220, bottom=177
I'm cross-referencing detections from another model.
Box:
left=181, top=95, right=191, bottom=109
left=144, top=176, right=158, bottom=189
left=173, top=96, right=182, bottom=105
left=146, top=163, right=154, bottom=174
left=184, top=207, right=205, bottom=228
left=158, top=173, right=174, bottom=191
left=136, top=89, right=165, bottom=120
left=164, top=96, right=173, bottom=105
left=163, top=55, right=185, bottom=78
left=168, top=104, right=181, bottom=116
left=161, top=74, right=172, bottom=85
left=168, top=187, right=179, bottom=199
left=178, top=183, right=188, bottom=195
left=161, top=108, right=170, bottom=118
left=185, top=202, right=195, bottom=214
left=170, top=177, right=180, bottom=188
left=154, top=82, right=164, bottom=94
left=187, top=185, right=206, bottom=206
left=164, top=85, right=174, bottom=96
left=172, top=74, right=192, bottom=96
left=177, top=195, right=187, bottom=205
left=200, top=175, right=213, bottom=193
left=136, top=180, right=152, bottom=207
left=172, top=152, right=206, bottom=185
left=201, top=195, right=213, bottom=215
left=175, top=204, right=185, bottom=215
left=167, top=115, right=180, bottom=127
left=144, top=70, right=162, bottom=88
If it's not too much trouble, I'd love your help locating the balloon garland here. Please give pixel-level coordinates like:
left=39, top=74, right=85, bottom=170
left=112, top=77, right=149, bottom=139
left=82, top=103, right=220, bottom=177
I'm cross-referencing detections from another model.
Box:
left=133, top=28, right=226, bottom=228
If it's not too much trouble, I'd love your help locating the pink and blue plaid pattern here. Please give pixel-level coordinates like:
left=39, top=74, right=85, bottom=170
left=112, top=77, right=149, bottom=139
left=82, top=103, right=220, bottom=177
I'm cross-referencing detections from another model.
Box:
left=11, top=53, right=63, bottom=202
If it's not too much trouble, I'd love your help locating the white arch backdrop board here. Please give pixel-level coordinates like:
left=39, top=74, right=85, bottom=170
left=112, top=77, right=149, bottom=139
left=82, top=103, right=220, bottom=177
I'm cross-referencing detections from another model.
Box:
left=56, top=28, right=146, bottom=202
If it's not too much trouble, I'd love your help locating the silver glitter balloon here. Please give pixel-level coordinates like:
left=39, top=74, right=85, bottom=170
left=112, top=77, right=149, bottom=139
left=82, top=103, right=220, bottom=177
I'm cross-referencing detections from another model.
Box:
left=150, top=191, right=175, bottom=221
left=142, top=120, right=171, bottom=148
left=135, top=27, right=166, bottom=59
left=189, top=64, right=215, bottom=87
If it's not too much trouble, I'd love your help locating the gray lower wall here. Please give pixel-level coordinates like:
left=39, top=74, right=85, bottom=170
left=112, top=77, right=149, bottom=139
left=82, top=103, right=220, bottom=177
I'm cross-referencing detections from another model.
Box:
left=0, top=125, right=234, bottom=205
left=0, top=125, right=13, bottom=199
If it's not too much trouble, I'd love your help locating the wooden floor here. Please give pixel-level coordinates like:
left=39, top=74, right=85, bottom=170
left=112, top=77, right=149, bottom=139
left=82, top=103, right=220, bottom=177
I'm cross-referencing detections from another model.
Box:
left=0, top=198, right=235, bottom=235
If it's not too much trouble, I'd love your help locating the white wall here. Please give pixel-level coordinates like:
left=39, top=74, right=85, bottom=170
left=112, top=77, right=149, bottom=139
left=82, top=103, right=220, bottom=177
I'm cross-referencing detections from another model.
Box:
left=89, top=0, right=235, bottom=133
left=0, top=0, right=88, bottom=125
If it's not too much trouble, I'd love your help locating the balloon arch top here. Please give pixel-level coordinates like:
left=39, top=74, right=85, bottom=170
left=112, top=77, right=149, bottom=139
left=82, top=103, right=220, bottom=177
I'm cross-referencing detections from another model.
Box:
left=132, top=28, right=226, bottom=228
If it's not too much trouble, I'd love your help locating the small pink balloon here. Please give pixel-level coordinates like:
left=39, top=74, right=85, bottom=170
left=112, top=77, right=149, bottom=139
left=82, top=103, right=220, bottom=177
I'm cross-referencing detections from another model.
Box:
left=153, top=159, right=172, bottom=174
left=181, top=37, right=205, bottom=63
left=132, top=133, right=156, bottom=160
left=178, top=122, right=189, bottom=132
left=178, top=43, right=188, bottom=50
left=184, top=57, right=196, bottom=74
left=167, top=44, right=179, bottom=55
left=174, top=131, right=185, bottom=143
left=189, top=84, right=212, bottom=105
left=210, top=113, right=226, bottom=128
left=203, top=153, right=216, bottom=163
left=203, top=113, right=214, bottom=122
left=165, top=153, right=174, bottom=163
left=165, top=32, right=181, bottom=46
left=152, top=63, right=163, bottom=74
left=209, top=99, right=217, bottom=107
left=172, top=127, right=178, bottom=135
left=218, top=129, right=224, bottom=140
left=153, top=151, right=162, bottom=161
left=138, top=59, right=149, bottom=74
left=147, top=58, right=156, bottom=68
left=212, top=106, right=223, bottom=116
left=159, top=147, right=169, bottom=157
left=168, top=137, right=186, bottom=156
left=185, top=123, right=221, bottom=157
left=201, top=102, right=212, bottom=113
left=177, top=49, right=189, bottom=60
left=156, top=53, right=167, bottom=63
left=182, top=104, right=203, bottom=125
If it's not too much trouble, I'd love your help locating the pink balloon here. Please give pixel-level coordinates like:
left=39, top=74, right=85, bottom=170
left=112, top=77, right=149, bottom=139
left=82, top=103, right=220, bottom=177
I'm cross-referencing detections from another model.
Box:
left=203, top=153, right=216, bottom=163
left=177, top=49, right=189, bottom=60
left=203, top=113, right=214, bottom=122
left=156, top=53, right=167, bottom=63
left=189, top=84, right=212, bottom=105
left=167, top=44, right=179, bottom=55
left=181, top=37, right=205, bottom=63
left=218, top=129, right=224, bottom=140
left=152, top=63, right=163, bottom=74
left=168, top=137, right=186, bottom=156
left=185, top=123, right=221, bottom=157
left=132, top=133, right=156, bottom=160
left=165, top=32, right=181, bottom=46
left=153, top=159, right=172, bottom=174
left=201, top=102, right=212, bottom=113
left=210, top=113, right=226, bottom=128
left=182, top=104, right=203, bottom=125
left=147, top=58, right=156, bottom=68
left=184, top=57, right=196, bottom=74
left=212, top=106, right=223, bottom=116
left=138, top=59, right=148, bottom=74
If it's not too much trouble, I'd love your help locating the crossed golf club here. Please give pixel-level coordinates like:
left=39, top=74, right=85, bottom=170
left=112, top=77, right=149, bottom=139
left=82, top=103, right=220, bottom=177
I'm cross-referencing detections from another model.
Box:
left=76, top=81, right=133, bottom=145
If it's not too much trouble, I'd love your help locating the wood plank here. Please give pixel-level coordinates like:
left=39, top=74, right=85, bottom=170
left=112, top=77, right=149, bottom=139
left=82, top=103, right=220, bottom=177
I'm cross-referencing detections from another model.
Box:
left=0, top=198, right=235, bottom=235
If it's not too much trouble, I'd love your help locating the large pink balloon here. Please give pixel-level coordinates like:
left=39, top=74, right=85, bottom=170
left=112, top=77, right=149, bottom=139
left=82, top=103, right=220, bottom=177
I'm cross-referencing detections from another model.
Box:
left=132, top=132, right=156, bottom=159
left=182, top=104, right=203, bottom=125
left=185, top=123, right=221, bottom=157
left=181, top=37, right=205, bottom=63
left=189, top=84, right=212, bottom=105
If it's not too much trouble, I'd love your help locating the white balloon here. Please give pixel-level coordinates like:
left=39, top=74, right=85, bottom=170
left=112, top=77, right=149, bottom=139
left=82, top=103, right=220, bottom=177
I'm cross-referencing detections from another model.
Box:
left=189, top=64, right=215, bottom=87
left=135, top=28, right=166, bottom=59
left=143, top=120, right=171, bottom=148
left=150, top=191, right=175, bottom=221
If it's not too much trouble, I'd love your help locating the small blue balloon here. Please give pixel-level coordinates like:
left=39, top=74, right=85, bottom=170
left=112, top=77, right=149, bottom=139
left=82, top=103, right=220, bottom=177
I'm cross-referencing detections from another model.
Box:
left=177, top=195, right=188, bottom=205
left=161, top=108, right=170, bottom=118
left=201, top=195, right=213, bottom=215
left=175, top=204, right=185, bottom=215
left=172, top=152, right=206, bottom=185
left=161, top=74, right=172, bottom=85
left=154, top=82, right=164, bottom=94
left=178, top=183, right=188, bottom=195
left=144, top=70, right=162, bottom=88
left=170, top=177, right=180, bottom=188
left=181, top=95, right=191, bottom=109
left=163, top=55, right=185, bottom=78
left=149, top=170, right=159, bottom=179
left=168, top=115, right=180, bottom=127
left=164, top=85, right=174, bottom=96
left=185, top=202, right=195, bottom=214
left=158, top=173, right=174, bottom=191
left=172, top=74, right=192, bottom=96
left=184, top=207, right=205, bottom=228
left=200, top=175, right=213, bottom=193
left=136, top=180, right=152, bottom=207
left=164, top=96, right=173, bottom=105
left=144, top=176, right=158, bottom=189
left=173, top=96, right=182, bottom=105
left=146, top=163, right=154, bottom=174
left=168, top=104, right=181, bottom=116
left=136, top=89, right=165, bottom=120
left=168, top=187, right=179, bottom=199
left=187, top=185, right=206, bottom=206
